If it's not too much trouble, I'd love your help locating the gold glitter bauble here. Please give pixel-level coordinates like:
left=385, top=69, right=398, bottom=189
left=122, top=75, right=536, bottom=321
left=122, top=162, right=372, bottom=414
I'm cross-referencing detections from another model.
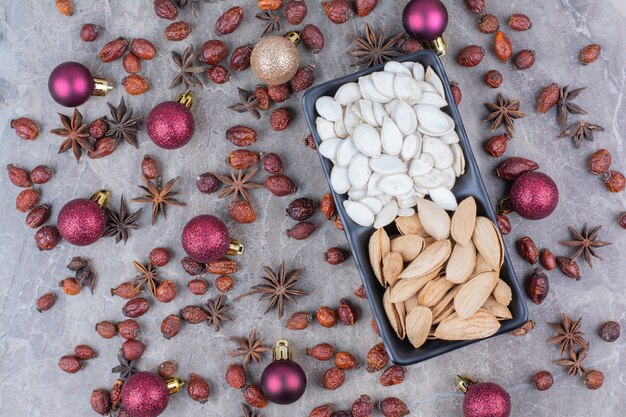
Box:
left=251, top=36, right=300, bottom=85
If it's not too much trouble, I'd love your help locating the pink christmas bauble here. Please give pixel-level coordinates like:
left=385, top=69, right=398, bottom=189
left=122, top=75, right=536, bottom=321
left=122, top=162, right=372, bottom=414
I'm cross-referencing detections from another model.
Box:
left=181, top=215, right=230, bottom=263
left=510, top=172, right=559, bottom=220
left=146, top=101, right=195, bottom=150
left=121, top=372, right=169, bottom=417
left=261, top=359, right=307, bottom=405
left=48, top=62, right=94, bottom=107
left=57, top=198, right=105, bottom=246
left=463, top=382, right=511, bottom=417
left=403, top=0, right=449, bottom=41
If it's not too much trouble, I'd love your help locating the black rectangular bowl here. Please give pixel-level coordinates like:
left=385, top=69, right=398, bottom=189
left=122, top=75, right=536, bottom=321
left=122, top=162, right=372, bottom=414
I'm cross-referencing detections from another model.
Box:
left=302, top=50, right=528, bottom=366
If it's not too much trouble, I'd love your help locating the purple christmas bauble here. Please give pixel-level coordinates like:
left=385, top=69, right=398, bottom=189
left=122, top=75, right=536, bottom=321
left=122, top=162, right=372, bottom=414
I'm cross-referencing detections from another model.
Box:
left=510, top=172, right=559, bottom=220
left=181, top=215, right=229, bottom=263
left=403, top=0, right=448, bottom=41
left=57, top=198, right=105, bottom=246
left=261, top=359, right=307, bottom=405
left=48, top=62, right=94, bottom=107
left=146, top=101, right=195, bottom=150
left=121, top=372, right=170, bottom=417
left=463, top=382, right=511, bottom=417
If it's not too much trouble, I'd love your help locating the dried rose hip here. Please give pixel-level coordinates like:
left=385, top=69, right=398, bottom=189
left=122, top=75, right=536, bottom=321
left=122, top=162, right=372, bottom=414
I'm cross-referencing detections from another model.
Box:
left=464, top=0, right=485, bottom=14
left=181, top=306, right=208, bottom=324
left=215, top=274, right=234, bottom=293
left=304, top=133, right=317, bottom=150
left=130, top=38, right=157, bottom=60
left=484, top=135, right=508, bottom=157
left=89, top=117, right=109, bottom=139
left=589, top=149, right=611, bottom=174
left=35, top=226, right=59, bottom=251
left=188, top=373, right=210, bottom=403
left=532, top=371, right=553, bottom=391
left=517, top=236, right=539, bottom=264
left=287, top=222, right=318, bottom=239
left=321, top=367, right=345, bottom=390
left=619, top=212, right=626, bottom=229
left=484, top=70, right=503, bottom=88
left=16, top=189, right=38, bottom=213
left=580, top=44, right=601, bottom=65
left=55, top=0, right=74, bottom=16
left=122, top=53, right=142, bottom=74
left=334, top=215, right=344, bottom=231
left=141, top=155, right=159, bottom=179
left=322, top=0, right=353, bottom=24
left=164, top=21, right=192, bottom=41
left=154, top=0, right=178, bottom=20
left=228, top=149, right=259, bottom=170
left=509, top=13, right=532, bottom=31
left=36, top=292, right=56, bottom=312
left=59, top=355, right=83, bottom=373
left=584, top=370, right=604, bottom=390
left=525, top=268, right=549, bottom=304
left=229, top=200, right=257, bottom=224
left=266, top=174, right=297, bottom=196
left=380, top=365, right=407, bottom=386
left=354, top=285, right=367, bottom=299
left=262, top=153, right=284, bottom=175
left=301, top=24, right=325, bottom=53
left=478, top=14, right=499, bottom=34
left=557, top=257, right=580, bottom=279
left=195, top=172, right=219, bottom=195
left=155, top=280, right=177, bottom=303
left=306, top=343, right=334, bottom=361
left=121, top=339, right=145, bottom=361
left=158, top=361, right=176, bottom=378
left=399, top=37, right=424, bottom=54
left=122, top=297, right=150, bottom=318
left=285, top=0, right=308, bottom=24
left=29, top=165, right=53, bottom=184
left=310, top=404, right=335, bottom=417
left=354, top=0, right=378, bottom=16
left=495, top=157, right=539, bottom=180
left=149, top=247, right=171, bottom=267
left=366, top=343, right=388, bottom=373
left=90, top=388, right=112, bottom=415
left=537, top=83, right=560, bottom=113
left=325, top=247, right=350, bottom=265
left=227, top=125, right=257, bottom=147
left=11, top=117, right=39, bottom=140
left=206, top=257, right=238, bottom=274
left=539, top=249, right=557, bottom=270
left=111, top=282, right=140, bottom=299
left=243, top=384, right=268, bottom=408
left=511, top=320, right=535, bottom=336
left=95, top=321, right=117, bottom=339
left=287, top=311, right=311, bottom=330
left=268, top=84, right=290, bottom=102
left=378, top=397, right=410, bottom=417
left=200, top=40, right=228, bottom=65
left=258, top=0, right=283, bottom=10
left=604, top=170, right=625, bottom=193
left=291, top=66, right=315, bottom=92
left=60, top=277, right=81, bottom=295
left=99, top=37, right=128, bottom=62
left=316, top=306, right=337, bottom=327
left=188, top=278, right=209, bottom=295
left=88, top=137, right=117, bottom=159
left=80, top=24, right=100, bottom=42
left=117, top=319, right=141, bottom=340
left=7, top=164, right=31, bottom=188
left=334, top=352, right=359, bottom=370
left=352, top=394, right=373, bottom=416
left=123, top=75, right=149, bottom=95
left=514, top=49, right=535, bottom=70
left=287, top=198, right=316, bottom=221
left=449, top=82, right=462, bottom=105
left=225, top=363, right=246, bottom=389
left=457, top=45, right=484, bottom=67
left=161, top=314, right=182, bottom=339
left=493, top=31, right=513, bottom=62
left=337, top=298, right=357, bottom=325
left=230, top=45, right=253, bottom=71
left=254, top=85, right=271, bottom=110
left=598, top=321, right=620, bottom=342
left=207, top=65, right=230, bottom=84
left=215, top=6, right=244, bottom=35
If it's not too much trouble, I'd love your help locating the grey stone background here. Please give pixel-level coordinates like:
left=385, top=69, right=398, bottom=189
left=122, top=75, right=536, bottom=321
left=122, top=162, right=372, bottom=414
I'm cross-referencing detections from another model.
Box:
left=0, top=0, right=625, bottom=416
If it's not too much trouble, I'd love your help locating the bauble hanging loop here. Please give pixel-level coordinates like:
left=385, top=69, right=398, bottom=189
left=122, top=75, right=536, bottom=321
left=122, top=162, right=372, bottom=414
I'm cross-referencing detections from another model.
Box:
left=402, top=0, right=449, bottom=56
left=261, top=339, right=307, bottom=405
left=57, top=190, right=109, bottom=246
left=147, top=91, right=196, bottom=150
left=48, top=62, right=113, bottom=107
left=181, top=215, right=244, bottom=263
left=251, top=34, right=300, bottom=85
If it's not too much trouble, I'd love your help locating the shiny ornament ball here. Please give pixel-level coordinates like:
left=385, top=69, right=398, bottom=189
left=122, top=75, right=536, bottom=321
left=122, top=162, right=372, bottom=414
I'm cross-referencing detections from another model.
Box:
left=57, top=198, right=105, bottom=246
left=121, top=372, right=170, bottom=417
left=147, top=101, right=195, bottom=150
left=463, top=382, right=511, bottom=417
left=251, top=36, right=300, bottom=85
left=403, top=0, right=449, bottom=40
left=181, top=215, right=230, bottom=263
left=48, top=62, right=94, bottom=107
left=261, top=359, right=307, bottom=405
left=510, top=172, right=559, bottom=220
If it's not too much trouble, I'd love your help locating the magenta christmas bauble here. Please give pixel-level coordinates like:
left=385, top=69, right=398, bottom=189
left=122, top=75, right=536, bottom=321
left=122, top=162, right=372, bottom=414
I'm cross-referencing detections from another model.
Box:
left=121, top=372, right=170, bottom=417
left=463, top=382, right=511, bottom=417
left=181, top=215, right=230, bottom=263
left=261, top=359, right=307, bottom=405
left=402, top=0, right=448, bottom=41
left=48, top=62, right=94, bottom=107
left=510, top=172, right=559, bottom=220
left=57, top=198, right=106, bottom=246
left=146, top=101, right=195, bottom=150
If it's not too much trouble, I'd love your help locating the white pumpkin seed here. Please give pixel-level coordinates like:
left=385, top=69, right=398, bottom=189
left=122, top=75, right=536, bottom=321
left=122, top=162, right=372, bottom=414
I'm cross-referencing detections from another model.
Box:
left=367, top=172, right=383, bottom=196
left=330, top=166, right=350, bottom=194
left=343, top=200, right=375, bottom=227
left=381, top=117, right=403, bottom=155
left=415, top=104, right=455, bottom=136
left=334, top=82, right=361, bottom=105
left=408, top=153, right=434, bottom=177
left=417, top=91, right=448, bottom=108
left=394, top=101, right=418, bottom=135
left=384, top=99, right=400, bottom=116
left=397, top=190, right=417, bottom=209
left=360, top=196, right=383, bottom=214
left=412, top=62, right=425, bottom=81
left=413, top=168, right=446, bottom=189
left=359, top=75, right=393, bottom=103
left=425, top=66, right=445, bottom=97
left=315, top=96, right=343, bottom=121
left=358, top=99, right=379, bottom=126
left=371, top=71, right=396, bottom=98
left=441, top=166, right=456, bottom=189
left=369, top=155, right=406, bottom=175
left=343, top=104, right=361, bottom=135
left=400, top=133, right=422, bottom=161
left=441, top=130, right=460, bottom=144
left=384, top=61, right=412, bottom=76
left=416, top=80, right=436, bottom=93
left=374, top=200, right=399, bottom=228
left=422, top=136, right=453, bottom=169
left=398, top=207, right=416, bottom=217
left=334, top=119, right=348, bottom=139
left=372, top=101, right=389, bottom=126
left=377, top=194, right=392, bottom=205
left=316, top=117, right=336, bottom=141
left=352, top=124, right=381, bottom=158
left=429, top=187, right=458, bottom=211
left=318, top=138, right=343, bottom=161
left=348, top=189, right=367, bottom=200
left=336, top=137, right=359, bottom=167
left=348, top=153, right=371, bottom=190
left=451, top=143, right=465, bottom=177
left=394, top=74, right=423, bottom=105
left=377, top=174, right=414, bottom=196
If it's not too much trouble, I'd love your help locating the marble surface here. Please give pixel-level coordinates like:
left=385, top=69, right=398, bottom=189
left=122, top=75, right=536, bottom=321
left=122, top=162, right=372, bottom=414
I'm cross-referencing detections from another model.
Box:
left=1, top=1, right=625, bottom=416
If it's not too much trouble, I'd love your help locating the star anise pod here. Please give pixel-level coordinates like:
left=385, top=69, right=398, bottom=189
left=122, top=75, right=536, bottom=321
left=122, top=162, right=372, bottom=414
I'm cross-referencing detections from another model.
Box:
left=256, top=9, right=281, bottom=36
left=557, top=85, right=588, bottom=127
left=241, top=403, right=262, bottom=417
left=131, top=260, right=163, bottom=298
left=215, top=169, right=264, bottom=203
left=554, top=342, right=588, bottom=378
left=106, top=97, right=143, bottom=148
left=50, top=108, right=93, bottom=162
left=67, top=256, right=96, bottom=294
left=484, top=93, right=526, bottom=138
left=171, top=44, right=204, bottom=90
left=112, top=352, right=138, bottom=380
left=348, top=24, right=403, bottom=68
left=235, top=261, right=306, bottom=319
left=558, top=120, right=604, bottom=149
left=228, top=88, right=260, bottom=120
left=132, top=176, right=185, bottom=225
left=104, top=195, right=142, bottom=244
left=229, top=328, right=270, bottom=369
left=560, top=223, right=610, bottom=268
left=548, top=313, right=587, bottom=355
left=177, top=0, right=217, bottom=17
left=203, top=294, right=232, bottom=332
